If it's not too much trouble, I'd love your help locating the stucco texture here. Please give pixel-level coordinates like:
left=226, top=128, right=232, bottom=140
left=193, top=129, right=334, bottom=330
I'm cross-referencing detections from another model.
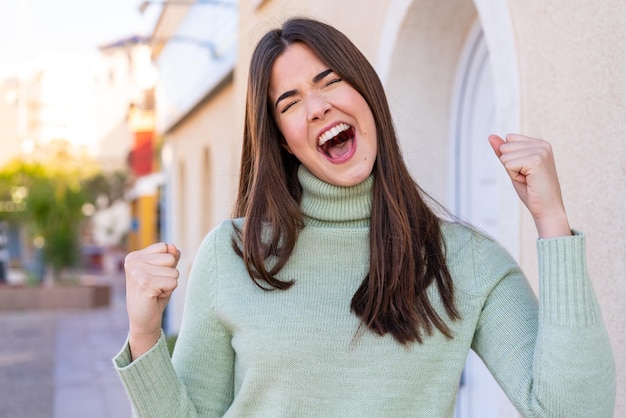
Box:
left=508, top=0, right=626, bottom=414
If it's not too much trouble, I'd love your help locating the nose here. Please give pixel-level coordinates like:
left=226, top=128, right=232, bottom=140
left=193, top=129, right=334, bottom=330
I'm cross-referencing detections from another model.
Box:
left=306, top=93, right=331, bottom=121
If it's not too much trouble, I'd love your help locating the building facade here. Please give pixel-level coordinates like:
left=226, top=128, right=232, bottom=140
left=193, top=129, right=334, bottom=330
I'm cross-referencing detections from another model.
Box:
left=152, top=1, right=625, bottom=416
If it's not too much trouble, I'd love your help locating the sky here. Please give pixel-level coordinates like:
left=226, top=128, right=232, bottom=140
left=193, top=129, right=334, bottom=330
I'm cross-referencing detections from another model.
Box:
left=0, top=0, right=160, bottom=73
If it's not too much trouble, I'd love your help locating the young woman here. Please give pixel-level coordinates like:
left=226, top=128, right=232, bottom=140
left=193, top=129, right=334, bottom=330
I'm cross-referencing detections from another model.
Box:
left=115, top=17, right=615, bottom=417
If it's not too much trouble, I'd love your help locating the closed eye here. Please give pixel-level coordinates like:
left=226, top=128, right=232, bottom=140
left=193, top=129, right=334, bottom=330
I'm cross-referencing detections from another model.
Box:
left=323, top=78, right=342, bottom=88
left=280, top=100, right=300, bottom=113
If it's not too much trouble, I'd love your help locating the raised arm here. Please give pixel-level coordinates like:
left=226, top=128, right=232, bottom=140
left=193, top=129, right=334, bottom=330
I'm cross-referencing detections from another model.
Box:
left=477, top=133, right=616, bottom=416
left=123, top=242, right=180, bottom=360
left=114, top=228, right=235, bottom=417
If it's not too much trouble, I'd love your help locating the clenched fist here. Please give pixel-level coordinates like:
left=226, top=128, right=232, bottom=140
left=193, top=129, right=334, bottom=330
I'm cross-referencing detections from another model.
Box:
left=489, top=134, right=571, bottom=238
left=124, top=242, right=181, bottom=360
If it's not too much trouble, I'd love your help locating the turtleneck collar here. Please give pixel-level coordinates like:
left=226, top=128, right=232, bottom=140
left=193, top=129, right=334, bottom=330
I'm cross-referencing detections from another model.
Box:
left=297, top=164, right=373, bottom=228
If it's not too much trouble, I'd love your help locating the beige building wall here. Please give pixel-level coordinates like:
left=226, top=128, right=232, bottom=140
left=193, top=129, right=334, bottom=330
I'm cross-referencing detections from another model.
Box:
left=166, top=0, right=624, bottom=413
left=166, top=82, right=239, bottom=331
left=508, top=0, right=626, bottom=414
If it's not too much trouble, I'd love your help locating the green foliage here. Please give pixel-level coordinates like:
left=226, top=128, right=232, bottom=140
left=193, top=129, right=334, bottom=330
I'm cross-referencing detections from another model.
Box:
left=0, top=139, right=129, bottom=281
left=28, top=175, right=87, bottom=275
left=0, top=158, right=88, bottom=278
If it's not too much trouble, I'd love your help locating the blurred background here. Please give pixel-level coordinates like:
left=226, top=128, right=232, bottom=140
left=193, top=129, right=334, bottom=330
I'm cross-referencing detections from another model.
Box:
left=0, top=0, right=161, bottom=286
left=0, top=0, right=624, bottom=417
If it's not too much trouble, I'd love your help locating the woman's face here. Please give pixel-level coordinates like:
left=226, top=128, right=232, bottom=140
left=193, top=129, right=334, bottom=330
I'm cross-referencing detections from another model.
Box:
left=268, top=43, right=377, bottom=187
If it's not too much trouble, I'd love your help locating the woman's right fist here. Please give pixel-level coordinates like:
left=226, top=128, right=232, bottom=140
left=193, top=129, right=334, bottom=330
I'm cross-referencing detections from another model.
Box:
left=123, top=242, right=180, bottom=359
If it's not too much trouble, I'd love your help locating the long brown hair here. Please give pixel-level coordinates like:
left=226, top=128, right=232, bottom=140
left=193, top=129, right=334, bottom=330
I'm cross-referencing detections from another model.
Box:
left=233, top=17, right=459, bottom=344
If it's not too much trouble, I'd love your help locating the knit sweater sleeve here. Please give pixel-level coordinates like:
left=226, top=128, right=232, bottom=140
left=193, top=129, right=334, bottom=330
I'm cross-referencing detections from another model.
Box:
left=471, top=231, right=616, bottom=418
left=113, top=226, right=234, bottom=417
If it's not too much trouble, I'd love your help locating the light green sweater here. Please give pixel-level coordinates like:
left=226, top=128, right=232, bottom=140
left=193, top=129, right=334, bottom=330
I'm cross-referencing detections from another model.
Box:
left=114, top=166, right=615, bottom=417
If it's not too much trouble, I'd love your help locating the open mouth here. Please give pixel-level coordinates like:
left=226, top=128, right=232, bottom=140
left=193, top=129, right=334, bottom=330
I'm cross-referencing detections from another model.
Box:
left=318, top=123, right=355, bottom=160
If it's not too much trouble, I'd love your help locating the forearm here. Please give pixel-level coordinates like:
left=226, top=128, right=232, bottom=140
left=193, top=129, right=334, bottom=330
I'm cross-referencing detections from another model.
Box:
left=473, top=233, right=615, bottom=417
left=113, top=332, right=200, bottom=417
left=532, top=233, right=615, bottom=416
left=533, top=210, right=571, bottom=239
left=128, top=328, right=162, bottom=361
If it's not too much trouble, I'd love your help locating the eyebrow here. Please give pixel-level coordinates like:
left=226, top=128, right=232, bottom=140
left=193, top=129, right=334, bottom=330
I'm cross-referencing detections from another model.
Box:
left=274, top=68, right=334, bottom=109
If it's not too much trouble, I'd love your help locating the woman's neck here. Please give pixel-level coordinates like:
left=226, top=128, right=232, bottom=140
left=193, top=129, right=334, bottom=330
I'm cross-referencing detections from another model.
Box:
left=297, top=165, right=373, bottom=228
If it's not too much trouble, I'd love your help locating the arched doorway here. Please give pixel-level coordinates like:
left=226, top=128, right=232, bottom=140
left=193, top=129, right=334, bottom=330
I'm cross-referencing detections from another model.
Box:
left=450, top=20, right=518, bottom=418
left=450, top=21, right=501, bottom=237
